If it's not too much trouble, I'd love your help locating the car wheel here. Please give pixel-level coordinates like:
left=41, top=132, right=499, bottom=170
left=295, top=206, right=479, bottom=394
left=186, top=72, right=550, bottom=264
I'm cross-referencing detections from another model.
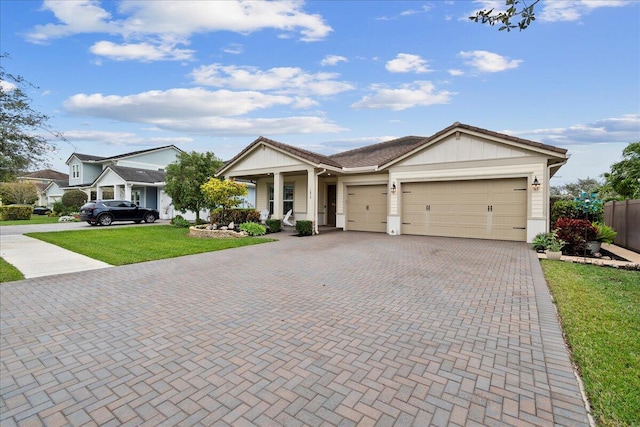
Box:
left=98, top=214, right=113, bottom=226
left=144, top=213, right=156, bottom=223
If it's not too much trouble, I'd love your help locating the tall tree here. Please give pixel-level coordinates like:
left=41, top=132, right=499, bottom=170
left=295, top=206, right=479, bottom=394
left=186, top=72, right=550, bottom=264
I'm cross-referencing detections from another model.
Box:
left=470, top=0, right=540, bottom=32
left=0, top=54, right=64, bottom=181
left=604, top=142, right=640, bottom=199
left=164, top=151, right=223, bottom=222
left=0, top=181, right=38, bottom=204
left=551, top=177, right=603, bottom=199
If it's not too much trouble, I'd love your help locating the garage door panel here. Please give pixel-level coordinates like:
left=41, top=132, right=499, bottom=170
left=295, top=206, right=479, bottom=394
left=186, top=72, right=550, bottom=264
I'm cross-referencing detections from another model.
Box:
left=401, top=179, right=527, bottom=241
left=346, top=185, right=387, bottom=233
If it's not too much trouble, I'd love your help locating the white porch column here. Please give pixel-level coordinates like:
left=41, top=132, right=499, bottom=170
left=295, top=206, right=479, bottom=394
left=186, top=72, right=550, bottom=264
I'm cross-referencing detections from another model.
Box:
left=273, top=172, right=283, bottom=219
left=308, top=168, right=317, bottom=234
left=124, top=184, right=132, bottom=202
left=96, top=186, right=102, bottom=200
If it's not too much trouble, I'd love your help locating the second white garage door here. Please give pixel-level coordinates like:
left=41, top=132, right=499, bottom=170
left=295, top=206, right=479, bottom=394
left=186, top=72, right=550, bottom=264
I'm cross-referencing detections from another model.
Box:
left=401, top=178, right=527, bottom=241
left=346, top=185, right=388, bottom=232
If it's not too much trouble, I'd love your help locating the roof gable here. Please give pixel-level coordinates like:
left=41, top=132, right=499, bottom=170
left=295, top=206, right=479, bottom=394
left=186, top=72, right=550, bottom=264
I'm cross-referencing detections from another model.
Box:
left=66, top=145, right=182, bottom=166
left=94, top=166, right=166, bottom=185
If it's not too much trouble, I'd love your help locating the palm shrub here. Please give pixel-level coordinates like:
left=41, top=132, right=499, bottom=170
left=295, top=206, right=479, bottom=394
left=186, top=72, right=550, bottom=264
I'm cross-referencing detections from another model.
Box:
left=240, top=222, right=266, bottom=236
left=593, top=222, right=617, bottom=244
left=531, top=232, right=554, bottom=252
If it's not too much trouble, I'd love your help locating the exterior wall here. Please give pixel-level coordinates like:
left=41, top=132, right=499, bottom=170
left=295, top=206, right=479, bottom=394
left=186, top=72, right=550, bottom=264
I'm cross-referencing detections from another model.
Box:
left=255, top=174, right=310, bottom=219
left=115, top=148, right=180, bottom=170
left=225, top=146, right=309, bottom=178
left=401, top=134, right=534, bottom=167
left=68, top=158, right=103, bottom=186
left=45, top=183, right=64, bottom=206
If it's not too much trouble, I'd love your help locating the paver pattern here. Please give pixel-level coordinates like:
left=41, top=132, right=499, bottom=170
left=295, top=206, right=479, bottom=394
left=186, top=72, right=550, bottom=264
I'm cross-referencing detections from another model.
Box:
left=0, top=232, right=590, bottom=426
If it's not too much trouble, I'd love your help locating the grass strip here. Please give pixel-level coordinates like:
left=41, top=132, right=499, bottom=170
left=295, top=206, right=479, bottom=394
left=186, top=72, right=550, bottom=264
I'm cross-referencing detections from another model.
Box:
left=1, top=216, right=65, bottom=226
left=0, top=257, right=25, bottom=283
left=541, top=260, right=640, bottom=427
left=26, top=225, right=276, bottom=266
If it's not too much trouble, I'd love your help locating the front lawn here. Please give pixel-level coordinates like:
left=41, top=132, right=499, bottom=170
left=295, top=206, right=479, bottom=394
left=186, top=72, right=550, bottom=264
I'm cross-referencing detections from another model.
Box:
left=1, top=215, right=65, bottom=225
left=26, top=225, right=275, bottom=265
left=541, top=261, right=639, bottom=427
left=0, top=258, right=25, bottom=283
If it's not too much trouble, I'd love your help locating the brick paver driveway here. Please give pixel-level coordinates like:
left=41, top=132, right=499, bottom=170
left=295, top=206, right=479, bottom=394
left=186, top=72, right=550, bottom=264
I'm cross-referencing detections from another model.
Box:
left=1, top=232, right=590, bottom=426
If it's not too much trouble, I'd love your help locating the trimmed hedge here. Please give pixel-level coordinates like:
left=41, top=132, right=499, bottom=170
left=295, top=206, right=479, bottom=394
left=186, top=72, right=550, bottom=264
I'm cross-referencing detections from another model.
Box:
left=265, top=219, right=281, bottom=233
left=0, top=205, right=33, bottom=221
left=295, top=220, right=313, bottom=236
left=209, top=208, right=261, bottom=225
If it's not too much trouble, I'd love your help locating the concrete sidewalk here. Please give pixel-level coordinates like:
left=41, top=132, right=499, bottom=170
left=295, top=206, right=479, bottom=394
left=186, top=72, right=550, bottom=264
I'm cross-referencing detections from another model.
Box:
left=0, top=234, right=110, bottom=278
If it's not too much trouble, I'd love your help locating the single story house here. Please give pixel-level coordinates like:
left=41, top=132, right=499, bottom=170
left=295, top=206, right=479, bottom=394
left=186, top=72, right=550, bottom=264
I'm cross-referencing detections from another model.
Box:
left=16, top=169, right=69, bottom=206
left=217, top=122, right=568, bottom=242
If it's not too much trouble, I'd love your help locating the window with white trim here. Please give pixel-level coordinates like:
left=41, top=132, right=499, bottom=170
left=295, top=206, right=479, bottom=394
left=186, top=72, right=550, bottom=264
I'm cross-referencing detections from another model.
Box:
left=72, top=164, right=80, bottom=179
left=269, top=184, right=294, bottom=215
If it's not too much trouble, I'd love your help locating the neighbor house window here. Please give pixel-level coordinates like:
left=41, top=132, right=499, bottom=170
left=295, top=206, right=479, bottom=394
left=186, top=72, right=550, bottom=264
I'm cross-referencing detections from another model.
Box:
left=72, top=164, right=79, bottom=179
left=269, top=184, right=294, bottom=215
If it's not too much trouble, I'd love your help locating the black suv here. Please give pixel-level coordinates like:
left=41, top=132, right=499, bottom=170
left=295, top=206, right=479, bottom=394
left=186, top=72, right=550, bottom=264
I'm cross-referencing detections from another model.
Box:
left=80, top=200, right=159, bottom=226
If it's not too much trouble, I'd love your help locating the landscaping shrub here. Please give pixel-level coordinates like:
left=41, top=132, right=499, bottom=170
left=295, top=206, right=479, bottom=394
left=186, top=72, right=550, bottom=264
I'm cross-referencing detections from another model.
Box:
left=553, top=217, right=597, bottom=255
left=52, top=201, right=69, bottom=216
left=265, top=218, right=281, bottom=233
left=0, top=205, right=33, bottom=220
left=239, top=222, right=266, bottom=236
left=209, top=208, right=261, bottom=225
left=62, top=190, right=88, bottom=212
left=550, top=200, right=582, bottom=225
left=295, top=220, right=313, bottom=236
left=531, top=232, right=555, bottom=252
left=170, top=215, right=191, bottom=228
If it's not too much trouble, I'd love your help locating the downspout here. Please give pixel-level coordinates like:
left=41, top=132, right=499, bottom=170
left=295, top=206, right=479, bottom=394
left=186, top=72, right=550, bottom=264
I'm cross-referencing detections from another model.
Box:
left=315, top=169, right=326, bottom=234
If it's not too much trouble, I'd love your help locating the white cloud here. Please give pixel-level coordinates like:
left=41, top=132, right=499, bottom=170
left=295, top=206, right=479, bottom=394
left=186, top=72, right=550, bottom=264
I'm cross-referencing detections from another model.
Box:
left=459, top=50, right=522, bottom=72
left=26, top=0, right=332, bottom=61
left=351, top=81, right=453, bottom=111
left=222, top=43, right=244, bottom=55
left=0, top=80, right=17, bottom=91
left=89, top=40, right=194, bottom=61
left=62, top=87, right=345, bottom=136
left=190, top=64, right=354, bottom=96
left=321, top=55, right=348, bottom=67
left=504, top=114, right=640, bottom=145
left=386, top=53, right=432, bottom=74
left=540, top=0, right=632, bottom=23
left=64, top=129, right=193, bottom=146
left=448, top=69, right=464, bottom=76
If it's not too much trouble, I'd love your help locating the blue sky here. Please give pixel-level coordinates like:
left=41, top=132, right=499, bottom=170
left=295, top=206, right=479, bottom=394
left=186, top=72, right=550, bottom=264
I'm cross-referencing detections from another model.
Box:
left=1, top=0, right=639, bottom=186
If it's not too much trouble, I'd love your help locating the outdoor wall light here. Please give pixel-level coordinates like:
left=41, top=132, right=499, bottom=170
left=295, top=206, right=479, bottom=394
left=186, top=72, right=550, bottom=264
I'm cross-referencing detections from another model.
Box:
left=532, top=176, right=540, bottom=191
left=391, top=183, right=397, bottom=194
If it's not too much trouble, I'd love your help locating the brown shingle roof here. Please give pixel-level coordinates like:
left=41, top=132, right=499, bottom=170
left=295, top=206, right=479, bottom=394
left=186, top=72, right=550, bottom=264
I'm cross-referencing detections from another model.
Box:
left=20, top=169, right=69, bottom=180
left=328, top=136, right=427, bottom=168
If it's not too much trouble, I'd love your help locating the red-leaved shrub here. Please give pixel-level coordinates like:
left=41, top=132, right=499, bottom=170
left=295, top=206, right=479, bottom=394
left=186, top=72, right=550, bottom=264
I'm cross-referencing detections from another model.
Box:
left=553, top=217, right=597, bottom=255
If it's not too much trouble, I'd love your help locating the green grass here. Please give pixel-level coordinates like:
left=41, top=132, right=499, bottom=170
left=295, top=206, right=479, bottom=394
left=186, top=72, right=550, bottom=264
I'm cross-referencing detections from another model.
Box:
left=0, top=215, right=65, bottom=225
left=0, top=257, right=25, bottom=283
left=26, top=225, right=276, bottom=266
left=541, top=261, right=640, bottom=427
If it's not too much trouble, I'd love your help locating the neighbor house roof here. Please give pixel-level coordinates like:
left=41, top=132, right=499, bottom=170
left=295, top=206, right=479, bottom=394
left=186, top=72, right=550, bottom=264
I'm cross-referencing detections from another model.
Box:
left=66, top=145, right=182, bottom=165
left=19, top=169, right=69, bottom=181
left=103, top=166, right=167, bottom=184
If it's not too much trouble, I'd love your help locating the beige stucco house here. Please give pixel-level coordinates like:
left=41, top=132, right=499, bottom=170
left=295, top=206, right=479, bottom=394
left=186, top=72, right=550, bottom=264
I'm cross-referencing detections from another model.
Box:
left=217, top=122, right=568, bottom=242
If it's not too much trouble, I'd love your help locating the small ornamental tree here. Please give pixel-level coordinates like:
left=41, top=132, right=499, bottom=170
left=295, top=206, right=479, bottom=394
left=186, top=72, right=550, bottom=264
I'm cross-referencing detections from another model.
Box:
left=200, top=179, right=248, bottom=225
left=0, top=181, right=38, bottom=205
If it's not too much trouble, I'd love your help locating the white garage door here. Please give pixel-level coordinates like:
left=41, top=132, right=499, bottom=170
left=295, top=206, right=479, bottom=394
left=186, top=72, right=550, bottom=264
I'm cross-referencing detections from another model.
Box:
left=401, top=178, right=527, bottom=241
left=346, top=185, right=387, bottom=232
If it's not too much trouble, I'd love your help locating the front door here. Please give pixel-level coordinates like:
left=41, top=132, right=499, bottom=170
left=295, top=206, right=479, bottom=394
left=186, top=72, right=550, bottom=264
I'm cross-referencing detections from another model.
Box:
left=131, top=189, right=141, bottom=206
left=327, top=185, right=336, bottom=227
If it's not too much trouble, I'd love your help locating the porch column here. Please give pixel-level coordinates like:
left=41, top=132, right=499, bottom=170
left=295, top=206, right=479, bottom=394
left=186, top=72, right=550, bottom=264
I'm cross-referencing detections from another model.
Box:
left=273, top=172, right=283, bottom=219
left=308, top=168, right=317, bottom=234
left=96, top=186, right=103, bottom=200
left=124, top=184, right=132, bottom=202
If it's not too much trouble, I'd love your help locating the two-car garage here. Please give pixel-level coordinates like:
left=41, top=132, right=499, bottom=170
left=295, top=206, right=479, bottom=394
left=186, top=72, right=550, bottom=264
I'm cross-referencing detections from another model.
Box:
left=346, top=178, right=528, bottom=241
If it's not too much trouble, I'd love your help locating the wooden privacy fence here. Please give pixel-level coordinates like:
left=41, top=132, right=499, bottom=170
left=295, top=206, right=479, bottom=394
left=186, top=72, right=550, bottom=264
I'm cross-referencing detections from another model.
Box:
left=604, top=199, right=640, bottom=253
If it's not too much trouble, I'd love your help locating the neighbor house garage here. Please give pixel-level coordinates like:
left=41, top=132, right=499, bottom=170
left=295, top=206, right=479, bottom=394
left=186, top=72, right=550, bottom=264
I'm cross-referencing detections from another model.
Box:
left=216, top=122, right=568, bottom=242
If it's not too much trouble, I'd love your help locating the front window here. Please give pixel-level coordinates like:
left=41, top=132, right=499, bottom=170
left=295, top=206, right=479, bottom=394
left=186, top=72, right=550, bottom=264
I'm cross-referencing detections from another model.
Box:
left=72, top=164, right=80, bottom=179
left=269, top=184, right=294, bottom=215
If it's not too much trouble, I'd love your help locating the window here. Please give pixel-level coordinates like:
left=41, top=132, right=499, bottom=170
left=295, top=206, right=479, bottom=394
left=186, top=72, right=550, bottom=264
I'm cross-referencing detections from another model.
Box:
left=269, top=184, right=294, bottom=215
left=72, top=164, right=80, bottom=179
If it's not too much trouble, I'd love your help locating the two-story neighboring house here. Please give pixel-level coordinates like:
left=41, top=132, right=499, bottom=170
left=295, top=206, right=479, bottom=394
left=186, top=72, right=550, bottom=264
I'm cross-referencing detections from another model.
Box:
left=62, top=145, right=183, bottom=219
